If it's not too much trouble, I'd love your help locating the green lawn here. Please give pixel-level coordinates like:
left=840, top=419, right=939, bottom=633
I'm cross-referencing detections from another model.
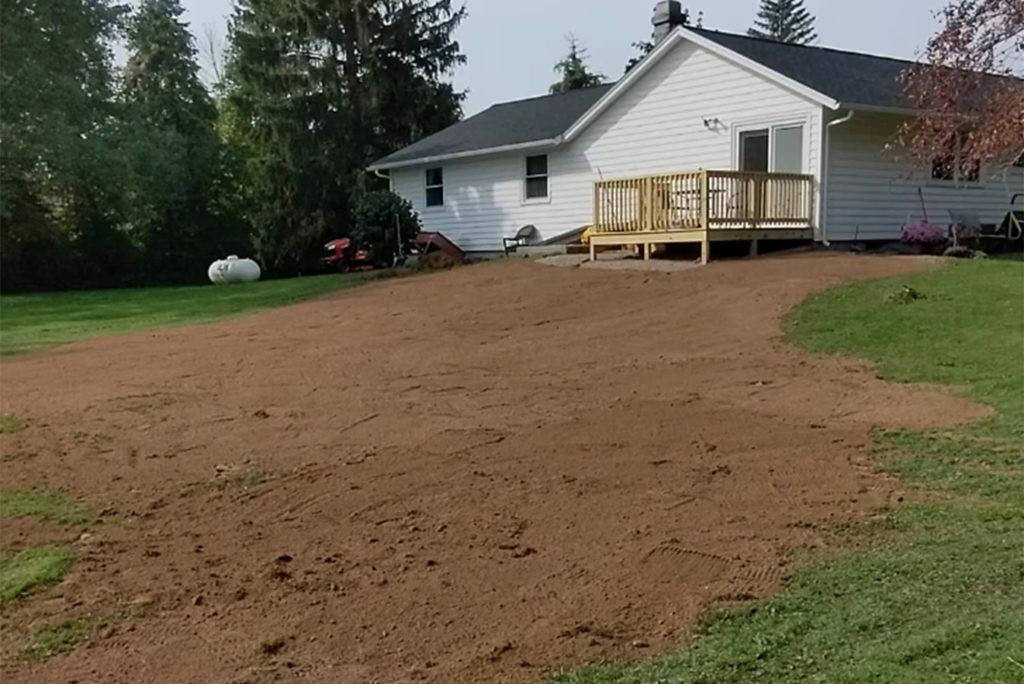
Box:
left=0, top=490, right=97, bottom=526
left=0, top=547, right=76, bottom=605
left=551, top=259, right=1024, bottom=683
left=22, top=616, right=96, bottom=662
left=0, top=273, right=372, bottom=355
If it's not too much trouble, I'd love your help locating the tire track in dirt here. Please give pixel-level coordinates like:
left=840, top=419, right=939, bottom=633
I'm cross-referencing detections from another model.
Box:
left=0, top=254, right=989, bottom=683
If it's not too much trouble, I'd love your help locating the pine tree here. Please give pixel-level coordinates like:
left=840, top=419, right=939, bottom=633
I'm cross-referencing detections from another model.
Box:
left=748, top=0, right=817, bottom=45
left=550, top=36, right=605, bottom=94
left=123, top=0, right=216, bottom=134
left=122, top=0, right=240, bottom=282
left=223, top=0, right=466, bottom=273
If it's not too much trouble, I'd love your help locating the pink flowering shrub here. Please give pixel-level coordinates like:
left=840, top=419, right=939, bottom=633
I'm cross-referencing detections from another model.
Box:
left=901, top=220, right=947, bottom=245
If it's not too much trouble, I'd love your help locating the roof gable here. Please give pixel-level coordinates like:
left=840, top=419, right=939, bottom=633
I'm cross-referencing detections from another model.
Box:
left=562, top=27, right=839, bottom=143
left=691, top=29, right=916, bottom=111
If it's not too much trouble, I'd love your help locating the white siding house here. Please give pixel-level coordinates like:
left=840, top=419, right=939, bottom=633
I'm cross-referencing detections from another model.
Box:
left=824, top=111, right=1023, bottom=242
left=373, top=26, right=1023, bottom=253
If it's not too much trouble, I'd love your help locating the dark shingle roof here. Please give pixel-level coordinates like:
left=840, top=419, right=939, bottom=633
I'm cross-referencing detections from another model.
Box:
left=693, top=29, right=919, bottom=109
left=372, top=29, right=1019, bottom=169
left=371, top=84, right=614, bottom=168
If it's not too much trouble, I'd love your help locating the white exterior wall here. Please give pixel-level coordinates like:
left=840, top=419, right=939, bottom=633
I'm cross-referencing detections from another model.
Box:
left=825, top=111, right=1024, bottom=241
left=391, top=41, right=823, bottom=251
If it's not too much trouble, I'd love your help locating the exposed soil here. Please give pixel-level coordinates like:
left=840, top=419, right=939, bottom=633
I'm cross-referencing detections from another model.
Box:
left=0, top=517, right=80, bottom=552
left=0, top=254, right=987, bottom=683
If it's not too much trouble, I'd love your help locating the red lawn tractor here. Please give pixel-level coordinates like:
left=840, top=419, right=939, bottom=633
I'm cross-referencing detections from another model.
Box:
left=322, top=238, right=373, bottom=272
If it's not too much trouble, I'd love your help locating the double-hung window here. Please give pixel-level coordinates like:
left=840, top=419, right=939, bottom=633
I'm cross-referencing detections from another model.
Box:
left=525, top=155, right=549, bottom=200
left=425, top=167, right=444, bottom=207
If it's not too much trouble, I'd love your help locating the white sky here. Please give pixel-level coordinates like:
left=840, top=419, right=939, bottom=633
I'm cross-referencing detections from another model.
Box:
left=179, top=0, right=947, bottom=115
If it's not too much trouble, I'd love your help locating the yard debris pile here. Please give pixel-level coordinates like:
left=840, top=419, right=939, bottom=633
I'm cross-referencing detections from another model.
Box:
left=886, top=285, right=927, bottom=304
left=0, top=255, right=987, bottom=683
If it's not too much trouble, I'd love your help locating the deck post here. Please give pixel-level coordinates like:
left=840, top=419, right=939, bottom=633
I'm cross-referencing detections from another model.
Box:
left=700, top=170, right=711, bottom=265
left=589, top=240, right=597, bottom=262
left=643, top=175, right=651, bottom=231
left=749, top=239, right=759, bottom=257
left=643, top=243, right=652, bottom=261
left=752, top=175, right=763, bottom=230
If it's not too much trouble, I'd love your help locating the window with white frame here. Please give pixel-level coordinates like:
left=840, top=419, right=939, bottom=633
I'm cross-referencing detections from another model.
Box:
left=425, top=167, right=444, bottom=206
left=738, top=124, right=804, bottom=174
left=525, top=155, right=549, bottom=199
left=931, top=133, right=980, bottom=183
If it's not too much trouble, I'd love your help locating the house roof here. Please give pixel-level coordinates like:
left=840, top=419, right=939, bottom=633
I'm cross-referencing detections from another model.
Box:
left=690, top=29, right=917, bottom=111
left=371, top=27, right=1018, bottom=170
left=370, top=84, right=614, bottom=169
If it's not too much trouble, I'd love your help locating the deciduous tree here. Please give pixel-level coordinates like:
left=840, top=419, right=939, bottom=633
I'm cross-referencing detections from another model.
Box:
left=899, top=0, right=1024, bottom=170
left=0, top=0, right=133, bottom=291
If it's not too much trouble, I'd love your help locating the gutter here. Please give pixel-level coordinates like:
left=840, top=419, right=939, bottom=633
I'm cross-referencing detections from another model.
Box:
left=369, top=137, right=561, bottom=172
left=821, top=109, right=856, bottom=246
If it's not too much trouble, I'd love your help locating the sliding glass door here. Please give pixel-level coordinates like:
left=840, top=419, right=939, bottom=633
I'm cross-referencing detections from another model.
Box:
left=739, top=125, right=804, bottom=174
left=735, top=123, right=807, bottom=224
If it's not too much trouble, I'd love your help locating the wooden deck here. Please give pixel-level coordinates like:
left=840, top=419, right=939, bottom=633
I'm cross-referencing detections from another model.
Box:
left=590, top=170, right=815, bottom=263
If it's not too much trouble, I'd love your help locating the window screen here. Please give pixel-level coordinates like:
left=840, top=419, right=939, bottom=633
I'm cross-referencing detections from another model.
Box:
left=772, top=126, right=804, bottom=174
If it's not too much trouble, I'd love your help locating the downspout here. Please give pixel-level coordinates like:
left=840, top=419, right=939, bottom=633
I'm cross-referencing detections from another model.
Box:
left=373, top=167, right=392, bottom=192
left=821, top=110, right=856, bottom=246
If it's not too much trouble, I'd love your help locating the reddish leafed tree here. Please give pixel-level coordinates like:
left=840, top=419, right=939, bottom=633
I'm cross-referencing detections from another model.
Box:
left=900, top=0, right=1024, bottom=170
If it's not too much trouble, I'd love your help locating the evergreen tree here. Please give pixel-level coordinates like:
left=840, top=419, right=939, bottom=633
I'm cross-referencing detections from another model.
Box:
left=122, top=0, right=240, bottom=282
left=123, top=0, right=216, bottom=133
left=550, top=36, right=605, bottom=94
left=224, top=0, right=466, bottom=273
left=748, top=0, right=817, bottom=45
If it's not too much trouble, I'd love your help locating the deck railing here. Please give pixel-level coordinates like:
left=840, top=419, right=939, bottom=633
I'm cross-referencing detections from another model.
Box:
left=593, top=170, right=815, bottom=234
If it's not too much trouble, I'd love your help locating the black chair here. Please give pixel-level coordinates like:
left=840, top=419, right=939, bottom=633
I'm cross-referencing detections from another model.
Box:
left=503, top=225, right=540, bottom=255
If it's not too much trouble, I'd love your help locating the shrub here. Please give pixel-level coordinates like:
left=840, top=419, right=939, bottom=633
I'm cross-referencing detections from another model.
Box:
left=351, top=191, right=421, bottom=267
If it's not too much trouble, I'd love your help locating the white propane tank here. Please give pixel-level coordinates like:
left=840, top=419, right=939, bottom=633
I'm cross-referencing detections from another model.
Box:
left=208, top=255, right=261, bottom=284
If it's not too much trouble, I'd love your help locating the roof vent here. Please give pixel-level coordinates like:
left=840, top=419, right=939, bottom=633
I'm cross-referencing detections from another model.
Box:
left=652, top=1, right=685, bottom=43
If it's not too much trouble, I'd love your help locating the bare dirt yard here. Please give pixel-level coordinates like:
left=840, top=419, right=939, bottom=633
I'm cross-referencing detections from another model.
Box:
left=0, top=254, right=987, bottom=683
